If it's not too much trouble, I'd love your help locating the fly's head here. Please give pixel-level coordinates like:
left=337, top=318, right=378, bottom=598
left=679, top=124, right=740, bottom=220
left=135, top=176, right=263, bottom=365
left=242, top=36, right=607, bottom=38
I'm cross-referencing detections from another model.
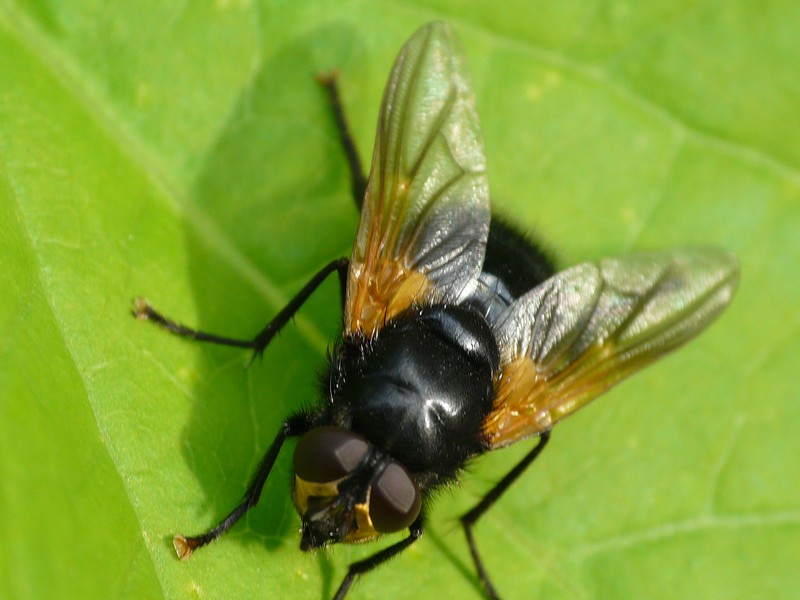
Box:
left=292, top=426, right=421, bottom=550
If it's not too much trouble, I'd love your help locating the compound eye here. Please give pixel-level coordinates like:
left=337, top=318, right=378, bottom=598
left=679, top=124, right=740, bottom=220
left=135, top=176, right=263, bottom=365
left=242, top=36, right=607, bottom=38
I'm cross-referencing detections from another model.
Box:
left=293, top=427, right=369, bottom=483
left=369, top=462, right=421, bottom=533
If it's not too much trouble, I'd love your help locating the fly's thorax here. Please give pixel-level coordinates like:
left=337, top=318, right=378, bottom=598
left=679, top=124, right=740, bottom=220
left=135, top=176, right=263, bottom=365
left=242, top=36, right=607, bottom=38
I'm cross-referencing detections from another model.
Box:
left=330, top=304, right=499, bottom=478
left=292, top=427, right=421, bottom=550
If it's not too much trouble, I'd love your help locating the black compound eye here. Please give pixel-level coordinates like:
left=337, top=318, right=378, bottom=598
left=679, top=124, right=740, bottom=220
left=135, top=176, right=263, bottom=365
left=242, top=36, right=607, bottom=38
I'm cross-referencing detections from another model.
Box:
left=293, top=427, right=369, bottom=483
left=369, top=462, right=421, bottom=533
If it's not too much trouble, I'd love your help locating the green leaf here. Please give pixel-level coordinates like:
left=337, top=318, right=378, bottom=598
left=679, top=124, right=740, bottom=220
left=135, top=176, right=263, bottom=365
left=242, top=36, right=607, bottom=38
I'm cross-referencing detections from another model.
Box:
left=1, top=1, right=797, bottom=599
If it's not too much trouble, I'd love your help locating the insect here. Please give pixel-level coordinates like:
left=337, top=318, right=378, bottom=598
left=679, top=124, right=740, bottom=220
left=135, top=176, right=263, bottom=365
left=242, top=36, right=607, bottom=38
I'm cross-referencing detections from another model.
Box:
left=134, top=21, right=738, bottom=599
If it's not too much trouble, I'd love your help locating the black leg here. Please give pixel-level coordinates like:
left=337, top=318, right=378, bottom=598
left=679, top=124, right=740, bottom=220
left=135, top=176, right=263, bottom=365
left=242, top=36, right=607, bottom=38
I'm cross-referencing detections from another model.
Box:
left=318, top=71, right=368, bottom=209
left=461, top=432, right=551, bottom=599
left=333, top=516, right=425, bottom=600
left=173, top=414, right=314, bottom=559
left=133, top=257, right=349, bottom=358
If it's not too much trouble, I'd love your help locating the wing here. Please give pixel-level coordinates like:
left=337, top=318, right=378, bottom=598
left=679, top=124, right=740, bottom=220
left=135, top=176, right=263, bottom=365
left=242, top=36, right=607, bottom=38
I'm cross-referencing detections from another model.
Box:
left=345, top=21, right=490, bottom=337
left=482, top=249, right=739, bottom=449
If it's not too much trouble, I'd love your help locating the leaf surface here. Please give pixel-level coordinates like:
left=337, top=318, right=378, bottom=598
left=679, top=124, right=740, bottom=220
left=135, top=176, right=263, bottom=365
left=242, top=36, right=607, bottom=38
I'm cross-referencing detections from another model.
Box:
left=1, top=1, right=798, bottom=598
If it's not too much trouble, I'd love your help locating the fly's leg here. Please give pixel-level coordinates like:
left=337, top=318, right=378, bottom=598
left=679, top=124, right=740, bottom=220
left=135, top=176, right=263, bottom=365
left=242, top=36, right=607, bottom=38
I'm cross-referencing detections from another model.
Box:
left=318, top=71, right=367, bottom=209
left=460, top=432, right=551, bottom=599
left=172, top=414, right=314, bottom=558
left=133, top=257, right=349, bottom=357
left=333, top=517, right=425, bottom=600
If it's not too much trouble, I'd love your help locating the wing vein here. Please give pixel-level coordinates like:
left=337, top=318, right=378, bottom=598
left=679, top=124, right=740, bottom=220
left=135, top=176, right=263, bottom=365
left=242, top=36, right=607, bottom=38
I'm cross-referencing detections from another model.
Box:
left=404, top=169, right=467, bottom=264
left=407, top=89, right=458, bottom=182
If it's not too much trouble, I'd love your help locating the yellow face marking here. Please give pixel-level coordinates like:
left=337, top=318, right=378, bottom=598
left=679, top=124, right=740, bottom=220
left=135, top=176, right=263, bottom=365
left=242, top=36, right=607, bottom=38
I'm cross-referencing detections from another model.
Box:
left=292, top=476, right=341, bottom=515
left=293, top=475, right=380, bottom=545
left=343, top=499, right=380, bottom=544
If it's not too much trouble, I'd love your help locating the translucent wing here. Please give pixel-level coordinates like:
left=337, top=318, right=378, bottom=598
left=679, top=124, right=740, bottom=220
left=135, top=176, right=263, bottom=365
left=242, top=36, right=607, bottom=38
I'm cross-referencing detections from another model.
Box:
left=482, top=249, right=739, bottom=449
left=345, top=21, right=490, bottom=336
